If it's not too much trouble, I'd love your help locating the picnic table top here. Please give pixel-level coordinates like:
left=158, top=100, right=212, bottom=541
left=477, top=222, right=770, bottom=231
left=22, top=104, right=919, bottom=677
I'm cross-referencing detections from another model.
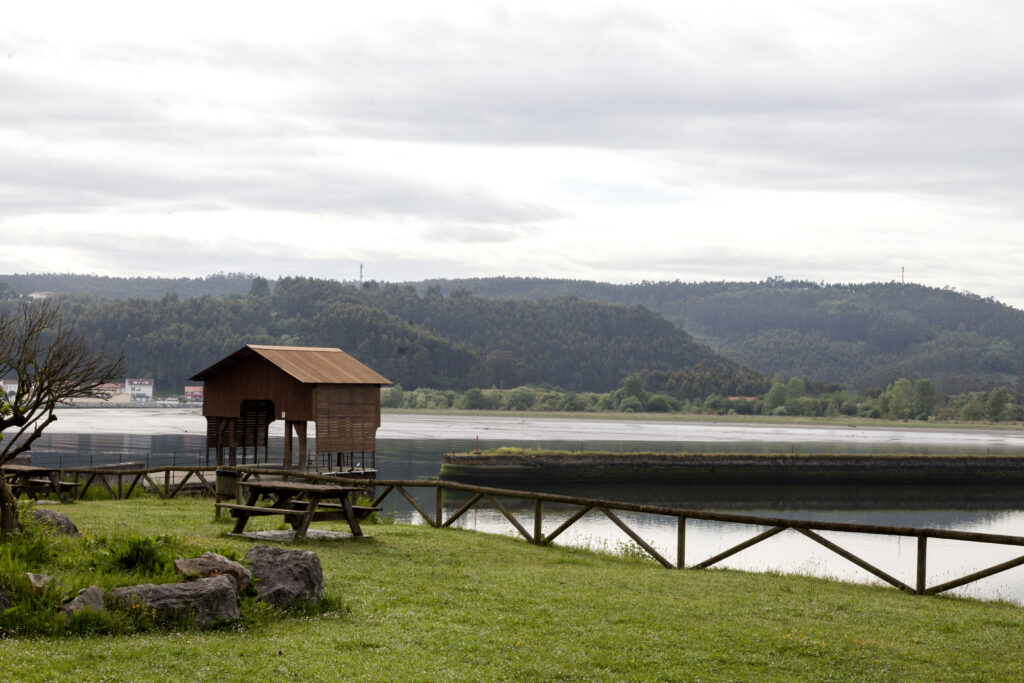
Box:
left=241, top=479, right=365, bottom=495
left=2, top=463, right=60, bottom=474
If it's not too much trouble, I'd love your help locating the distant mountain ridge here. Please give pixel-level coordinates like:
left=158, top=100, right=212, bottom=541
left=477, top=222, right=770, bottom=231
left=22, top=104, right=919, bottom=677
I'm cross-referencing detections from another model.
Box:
left=5, top=272, right=1019, bottom=392
left=17, top=277, right=762, bottom=396
left=416, top=277, right=1024, bottom=392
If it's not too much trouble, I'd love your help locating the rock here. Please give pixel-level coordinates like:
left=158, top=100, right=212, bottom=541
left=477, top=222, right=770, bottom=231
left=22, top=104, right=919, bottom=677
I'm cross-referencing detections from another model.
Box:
left=107, top=575, right=239, bottom=627
left=244, top=545, right=324, bottom=608
left=0, top=588, right=13, bottom=611
left=25, top=572, right=53, bottom=595
left=175, top=552, right=253, bottom=594
left=28, top=508, right=80, bottom=535
left=60, top=586, right=105, bottom=619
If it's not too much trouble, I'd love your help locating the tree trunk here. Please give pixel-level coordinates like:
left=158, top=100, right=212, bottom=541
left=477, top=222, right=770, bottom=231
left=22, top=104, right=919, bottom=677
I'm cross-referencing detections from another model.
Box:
left=0, top=478, right=19, bottom=535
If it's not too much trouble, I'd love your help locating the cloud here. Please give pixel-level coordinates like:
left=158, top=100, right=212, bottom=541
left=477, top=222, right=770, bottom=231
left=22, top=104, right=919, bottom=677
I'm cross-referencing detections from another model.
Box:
left=3, top=2, right=1024, bottom=309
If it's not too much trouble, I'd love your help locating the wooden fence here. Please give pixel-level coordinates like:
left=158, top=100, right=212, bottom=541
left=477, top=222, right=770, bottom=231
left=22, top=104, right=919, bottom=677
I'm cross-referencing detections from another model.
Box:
left=51, top=465, right=1024, bottom=598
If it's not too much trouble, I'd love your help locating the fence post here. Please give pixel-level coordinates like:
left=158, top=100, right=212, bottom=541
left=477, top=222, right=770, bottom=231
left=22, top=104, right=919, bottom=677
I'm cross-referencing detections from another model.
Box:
left=435, top=485, right=443, bottom=528
left=534, top=499, right=543, bottom=545
left=916, top=535, right=928, bottom=594
left=677, top=516, right=686, bottom=569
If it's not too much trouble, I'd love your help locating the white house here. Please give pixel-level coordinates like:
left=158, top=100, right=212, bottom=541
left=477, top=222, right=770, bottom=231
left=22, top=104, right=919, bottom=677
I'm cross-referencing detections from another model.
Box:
left=1, top=379, right=17, bottom=403
left=126, top=378, right=155, bottom=403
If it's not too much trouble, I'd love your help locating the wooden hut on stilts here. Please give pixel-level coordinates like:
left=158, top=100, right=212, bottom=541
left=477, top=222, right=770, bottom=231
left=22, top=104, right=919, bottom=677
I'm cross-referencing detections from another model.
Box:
left=189, top=345, right=391, bottom=472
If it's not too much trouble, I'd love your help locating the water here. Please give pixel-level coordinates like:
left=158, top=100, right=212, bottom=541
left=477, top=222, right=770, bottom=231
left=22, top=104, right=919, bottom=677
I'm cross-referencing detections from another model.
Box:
left=23, top=408, right=1024, bottom=604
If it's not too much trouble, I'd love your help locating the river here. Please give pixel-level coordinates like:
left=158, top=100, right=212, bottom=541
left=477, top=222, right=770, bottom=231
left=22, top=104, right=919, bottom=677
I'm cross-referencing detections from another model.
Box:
left=22, top=408, right=1024, bottom=605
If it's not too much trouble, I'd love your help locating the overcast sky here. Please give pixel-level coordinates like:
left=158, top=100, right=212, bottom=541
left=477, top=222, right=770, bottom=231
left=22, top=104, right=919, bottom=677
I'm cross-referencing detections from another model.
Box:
left=4, top=1, right=1024, bottom=307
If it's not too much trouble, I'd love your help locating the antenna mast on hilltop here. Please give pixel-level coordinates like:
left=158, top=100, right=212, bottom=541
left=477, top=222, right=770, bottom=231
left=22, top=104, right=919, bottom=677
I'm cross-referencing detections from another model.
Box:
left=359, top=263, right=364, bottom=285
left=901, top=266, right=905, bottom=284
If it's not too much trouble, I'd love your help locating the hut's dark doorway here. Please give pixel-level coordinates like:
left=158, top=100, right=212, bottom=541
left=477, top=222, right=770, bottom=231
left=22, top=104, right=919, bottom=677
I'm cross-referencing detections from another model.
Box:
left=205, top=400, right=275, bottom=466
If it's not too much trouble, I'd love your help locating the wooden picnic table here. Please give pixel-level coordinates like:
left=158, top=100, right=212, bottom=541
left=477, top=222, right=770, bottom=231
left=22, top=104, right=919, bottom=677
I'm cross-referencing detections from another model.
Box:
left=217, top=480, right=378, bottom=540
left=2, top=464, right=80, bottom=503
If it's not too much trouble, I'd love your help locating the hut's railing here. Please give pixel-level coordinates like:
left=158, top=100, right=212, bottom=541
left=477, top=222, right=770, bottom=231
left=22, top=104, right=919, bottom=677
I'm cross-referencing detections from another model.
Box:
left=48, top=465, right=1024, bottom=598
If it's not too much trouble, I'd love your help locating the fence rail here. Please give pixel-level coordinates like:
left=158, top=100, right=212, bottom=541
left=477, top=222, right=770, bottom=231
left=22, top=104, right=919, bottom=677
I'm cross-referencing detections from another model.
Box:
left=42, top=465, right=1024, bottom=598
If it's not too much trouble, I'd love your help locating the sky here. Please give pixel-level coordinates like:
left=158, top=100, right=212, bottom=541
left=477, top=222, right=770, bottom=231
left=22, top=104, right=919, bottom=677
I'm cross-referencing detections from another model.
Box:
left=3, top=1, right=1024, bottom=307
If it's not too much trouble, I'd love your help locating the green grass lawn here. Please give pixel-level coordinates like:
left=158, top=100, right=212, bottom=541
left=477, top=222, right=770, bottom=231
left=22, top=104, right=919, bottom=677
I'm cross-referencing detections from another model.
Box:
left=2, top=497, right=1023, bottom=681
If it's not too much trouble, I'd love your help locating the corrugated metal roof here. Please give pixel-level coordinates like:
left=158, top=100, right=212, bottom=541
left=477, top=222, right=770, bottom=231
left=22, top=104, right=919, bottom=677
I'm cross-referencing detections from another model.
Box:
left=190, top=345, right=391, bottom=385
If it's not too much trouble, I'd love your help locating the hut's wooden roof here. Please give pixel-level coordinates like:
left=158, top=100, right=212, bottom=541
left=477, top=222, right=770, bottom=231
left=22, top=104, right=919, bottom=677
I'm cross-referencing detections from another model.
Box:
left=190, top=345, right=391, bottom=385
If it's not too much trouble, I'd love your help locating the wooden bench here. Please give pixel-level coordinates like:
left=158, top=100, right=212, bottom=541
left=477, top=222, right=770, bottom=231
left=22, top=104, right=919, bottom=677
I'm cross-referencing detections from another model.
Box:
left=308, top=501, right=382, bottom=520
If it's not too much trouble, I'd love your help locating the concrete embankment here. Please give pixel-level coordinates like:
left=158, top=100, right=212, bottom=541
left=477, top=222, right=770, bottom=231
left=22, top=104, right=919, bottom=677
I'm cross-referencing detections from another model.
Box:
left=440, top=451, right=1024, bottom=484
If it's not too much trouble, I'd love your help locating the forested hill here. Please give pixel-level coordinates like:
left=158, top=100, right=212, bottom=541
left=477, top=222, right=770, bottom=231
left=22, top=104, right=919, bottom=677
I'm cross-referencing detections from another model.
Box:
left=419, top=277, right=1024, bottom=392
left=38, top=278, right=763, bottom=396
left=0, top=272, right=256, bottom=299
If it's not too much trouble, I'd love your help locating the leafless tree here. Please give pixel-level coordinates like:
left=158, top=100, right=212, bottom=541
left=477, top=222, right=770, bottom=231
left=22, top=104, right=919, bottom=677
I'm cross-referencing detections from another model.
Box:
left=0, top=299, right=125, bottom=533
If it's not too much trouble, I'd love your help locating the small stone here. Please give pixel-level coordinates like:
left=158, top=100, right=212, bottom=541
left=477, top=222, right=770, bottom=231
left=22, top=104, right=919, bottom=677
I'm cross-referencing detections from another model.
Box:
left=28, top=508, right=80, bottom=535
left=174, top=552, right=253, bottom=594
left=60, top=586, right=105, bottom=618
left=0, top=588, right=13, bottom=611
left=25, top=572, right=53, bottom=595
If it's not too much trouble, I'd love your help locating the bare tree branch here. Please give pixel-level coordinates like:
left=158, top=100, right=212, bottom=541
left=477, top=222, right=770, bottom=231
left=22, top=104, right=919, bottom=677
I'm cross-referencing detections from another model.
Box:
left=0, top=299, right=125, bottom=533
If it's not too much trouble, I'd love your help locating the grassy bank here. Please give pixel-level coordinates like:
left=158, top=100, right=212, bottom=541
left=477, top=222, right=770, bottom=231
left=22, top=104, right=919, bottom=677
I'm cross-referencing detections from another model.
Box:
left=2, top=497, right=1023, bottom=681
left=440, top=448, right=1024, bottom=485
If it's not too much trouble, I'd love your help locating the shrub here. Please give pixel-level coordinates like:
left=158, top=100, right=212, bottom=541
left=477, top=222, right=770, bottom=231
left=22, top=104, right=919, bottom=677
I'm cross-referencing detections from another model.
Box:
left=619, top=396, right=643, bottom=413
left=106, top=535, right=172, bottom=575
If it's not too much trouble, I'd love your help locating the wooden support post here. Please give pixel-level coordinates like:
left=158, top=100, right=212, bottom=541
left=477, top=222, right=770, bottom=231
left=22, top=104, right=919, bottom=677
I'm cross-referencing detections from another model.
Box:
left=283, top=420, right=293, bottom=470
left=124, top=473, right=143, bottom=499
left=917, top=535, right=928, bottom=594
left=693, top=526, right=786, bottom=570
left=194, top=471, right=215, bottom=495
left=599, top=507, right=673, bottom=568
left=94, top=473, right=117, bottom=498
left=544, top=505, right=592, bottom=544
left=228, top=418, right=237, bottom=467
left=534, top=499, right=543, bottom=545
left=370, top=485, right=395, bottom=508
left=435, top=485, right=443, bottom=528
left=793, top=527, right=913, bottom=592
left=117, top=473, right=123, bottom=499
left=143, top=473, right=163, bottom=498
left=677, top=516, right=686, bottom=569
left=486, top=494, right=534, bottom=544
left=216, top=418, right=227, bottom=467
left=296, top=422, right=308, bottom=472
left=78, top=473, right=96, bottom=499
left=442, top=493, right=483, bottom=528
left=164, top=470, right=170, bottom=498
left=926, top=553, right=1024, bottom=595
left=396, top=485, right=435, bottom=526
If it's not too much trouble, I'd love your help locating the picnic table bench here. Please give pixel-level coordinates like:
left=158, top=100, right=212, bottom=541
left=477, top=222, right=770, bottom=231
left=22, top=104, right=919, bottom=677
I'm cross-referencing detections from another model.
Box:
left=217, top=480, right=380, bottom=540
left=2, top=464, right=81, bottom=503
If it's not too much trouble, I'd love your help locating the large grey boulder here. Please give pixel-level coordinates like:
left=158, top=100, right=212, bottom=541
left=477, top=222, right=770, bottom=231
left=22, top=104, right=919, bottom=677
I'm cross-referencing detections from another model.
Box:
left=28, top=508, right=80, bottom=535
left=60, top=586, right=105, bottom=619
left=107, top=575, right=239, bottom=627
left=175, top=552, right=253, bottom=594
left=244, top=545, right=324, bottom=608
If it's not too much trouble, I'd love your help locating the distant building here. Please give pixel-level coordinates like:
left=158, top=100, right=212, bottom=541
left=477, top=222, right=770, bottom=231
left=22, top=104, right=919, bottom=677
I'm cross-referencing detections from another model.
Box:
left=96, top=383, right=125, bottom=399
left=126, top=378, right=155, bottom=403
left=1, top=378, right=17, bottom=402
left=27, top=292, right=52, bottom=300
left=71, top=382, right=130, bottom=405
left=184, top=385, right=204, bottom=403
